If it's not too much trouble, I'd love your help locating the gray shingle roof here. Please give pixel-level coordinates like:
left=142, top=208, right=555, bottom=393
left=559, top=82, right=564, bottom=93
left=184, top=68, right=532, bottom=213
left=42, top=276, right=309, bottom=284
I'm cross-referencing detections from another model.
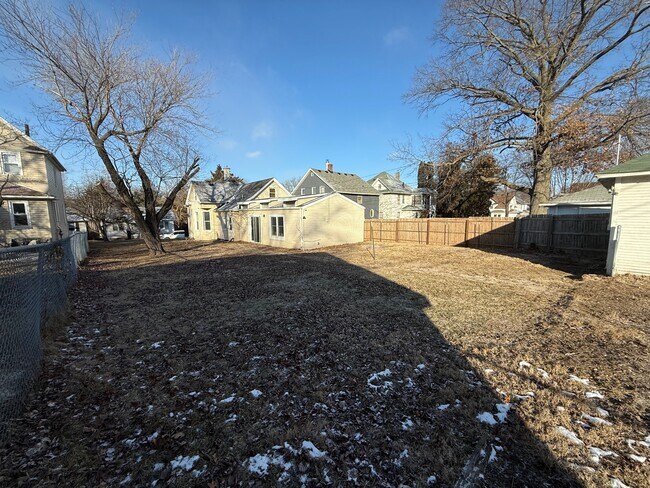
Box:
left=368, top=172, right=415, bottom=194
left=310, top=169, right=379, bottom=195
left=191, top=180, right=243, bottom=204
left=219, top=178, right=274, bottom=210
left=544, top=185, right=612, bottom=206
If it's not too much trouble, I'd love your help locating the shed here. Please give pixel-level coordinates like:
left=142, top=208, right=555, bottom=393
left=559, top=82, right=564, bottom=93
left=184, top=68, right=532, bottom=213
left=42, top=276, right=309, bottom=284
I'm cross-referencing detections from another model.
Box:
left=541, top=185, right=612, bottom=215
left=596, top=154, right=650, bottom=276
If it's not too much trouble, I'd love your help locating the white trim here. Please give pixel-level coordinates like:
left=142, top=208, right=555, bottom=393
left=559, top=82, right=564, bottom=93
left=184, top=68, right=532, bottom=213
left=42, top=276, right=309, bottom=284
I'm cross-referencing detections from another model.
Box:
left=292, top=168, right=328, bottom=196
left=1, top=150, right=23, bottom=175
left=1, top=194, right=54, bottom=200
left=597, top=171, right=650, bottom=180
left=202, top=210, right=211, bottom=231
left=301, top=192, right=365, bottom=210
left=9, top=200, right=31, bottom=228
left=540, top=201, right=612, bottom=207
left=269, top=214, right=285, bottom=240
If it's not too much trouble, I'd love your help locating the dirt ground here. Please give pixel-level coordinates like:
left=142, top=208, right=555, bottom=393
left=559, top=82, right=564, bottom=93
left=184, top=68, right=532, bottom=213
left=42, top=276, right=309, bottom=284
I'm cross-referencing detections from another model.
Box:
left=1, top=240, right=648, bottom=487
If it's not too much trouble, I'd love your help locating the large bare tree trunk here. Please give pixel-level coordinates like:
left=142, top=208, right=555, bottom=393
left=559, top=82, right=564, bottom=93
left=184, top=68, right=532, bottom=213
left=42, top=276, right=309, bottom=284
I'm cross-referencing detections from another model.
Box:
left=530, top=149, right=553, bottom=215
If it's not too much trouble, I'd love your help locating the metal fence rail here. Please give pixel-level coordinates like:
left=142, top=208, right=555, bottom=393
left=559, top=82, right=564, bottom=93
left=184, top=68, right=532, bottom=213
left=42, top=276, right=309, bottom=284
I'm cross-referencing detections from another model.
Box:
left=0, top=232, right=88, bottom=436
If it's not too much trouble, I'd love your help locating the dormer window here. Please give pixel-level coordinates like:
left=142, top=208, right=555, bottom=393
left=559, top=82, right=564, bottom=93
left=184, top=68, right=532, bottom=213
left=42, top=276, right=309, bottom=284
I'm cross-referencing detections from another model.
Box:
left=1, top=151, right=22, bottom=174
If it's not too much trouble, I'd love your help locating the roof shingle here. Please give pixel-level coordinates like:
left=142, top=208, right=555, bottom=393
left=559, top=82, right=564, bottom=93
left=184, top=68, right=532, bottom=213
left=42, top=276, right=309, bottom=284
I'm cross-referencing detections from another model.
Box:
left=310, top=169, right=379, bottom=195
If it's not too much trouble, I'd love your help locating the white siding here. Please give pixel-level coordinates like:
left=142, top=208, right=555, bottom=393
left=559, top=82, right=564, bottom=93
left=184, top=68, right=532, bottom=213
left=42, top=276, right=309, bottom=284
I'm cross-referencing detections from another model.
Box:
left=607, top=175, right=650, bottom=276
left=547, top=205, right=611, bottom=216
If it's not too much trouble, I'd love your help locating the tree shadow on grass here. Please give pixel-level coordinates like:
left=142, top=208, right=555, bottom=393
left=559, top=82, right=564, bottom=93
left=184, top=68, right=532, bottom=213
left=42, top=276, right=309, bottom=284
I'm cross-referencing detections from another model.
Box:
left=1, top=244, right=581, bottom=487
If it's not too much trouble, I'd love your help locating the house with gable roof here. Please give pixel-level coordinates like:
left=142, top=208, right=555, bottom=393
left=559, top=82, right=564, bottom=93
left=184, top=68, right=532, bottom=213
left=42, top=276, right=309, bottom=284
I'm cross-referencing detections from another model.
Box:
left=0, top=116, right=68, bottom=246
left=291, top=161, right=380, bottom=219
left=367, top=171, right=430, bottom=218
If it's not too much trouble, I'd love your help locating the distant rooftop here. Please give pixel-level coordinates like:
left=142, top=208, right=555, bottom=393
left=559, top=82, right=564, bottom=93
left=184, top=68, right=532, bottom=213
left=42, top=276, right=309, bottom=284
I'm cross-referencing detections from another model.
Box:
left=368, top=171, right=416, bottom=194
left=597, top=153, right=650, bottom=178
left=542, top=185, right=611, bottom=207
left=309, top=168, right=380, bottom=195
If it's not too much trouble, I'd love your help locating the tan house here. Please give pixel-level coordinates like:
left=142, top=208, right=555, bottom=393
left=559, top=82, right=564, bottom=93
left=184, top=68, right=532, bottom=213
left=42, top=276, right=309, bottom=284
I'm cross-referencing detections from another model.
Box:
left=597, top=154, right=650, bottom=276
left=367, top=171, right=430, bottom=218
left=186, top=175, right=366, bottom=249
left=489, top=191, right=530, bottom=217
left=0, top=117, right=68, bottom=246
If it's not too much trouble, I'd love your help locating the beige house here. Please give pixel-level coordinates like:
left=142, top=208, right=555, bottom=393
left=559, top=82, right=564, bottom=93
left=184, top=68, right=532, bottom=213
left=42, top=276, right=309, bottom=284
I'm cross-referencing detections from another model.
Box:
left=0, top=117, right=68, bottom=246
left=597, top=154, right=650, bottom=276
left=367, top=171, right=430, bottom=218
left=489, top=191, right=530, bottom=217
left=186, top=175, right=365, bottom=249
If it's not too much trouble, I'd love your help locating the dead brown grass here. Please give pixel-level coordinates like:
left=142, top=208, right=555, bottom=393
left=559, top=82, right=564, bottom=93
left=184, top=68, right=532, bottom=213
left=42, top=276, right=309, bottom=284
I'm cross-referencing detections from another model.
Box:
left=0, top=240, right=648, bottom=487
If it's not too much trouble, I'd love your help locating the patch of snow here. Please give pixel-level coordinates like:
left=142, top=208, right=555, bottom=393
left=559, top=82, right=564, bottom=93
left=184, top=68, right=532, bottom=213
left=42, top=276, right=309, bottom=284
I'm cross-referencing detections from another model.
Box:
left=518, top=361, right=532, bottom=369
left=147, top=432, right=159, bottom=443
left=170, top=455, right=200, bottom=471
left=119, top=474, right=132, bottom=485
left=582, top=413, right=612, bottom=427
left=302, top=440, right=327, bottom=459
left=153, top=463, right=165, bottom=472
left=627, top=454, right=646, bottom=463
left=437, top=404, right=450, bottom=411
left=168, top=376, right=177, bottom=382
left=228, top=341, right=239, bottom=347
left=150, top=342, right=163, bottom=349
left=556, top=426, right=584, bottom=445
left=367, top=369, right=393, bottom=390
left=477, top=412, right=497, bottom=425
left=496, top=403, right=511, bottom=423
left=247, top=454, right=271, bottom=475
left=191, top=467, right=207, bottom=478
left=416, top=364, right=425, bottom=370
left=589, top=447, right=618, bottom=463
left=250, top=389, right=263, bottom=398
left=569, top=374, right=590, bottom=385
left=401, top=418, right=414, bottom=431
left=323, top=468, right=331, bottom=484
left=427, top=475, right=437, bottom=484
left=586, top=391, right=604, bottom=399
left=225, top=414, right=237, bottom=423
left=484, top=368, right=494, bottom=374
left=488, top=446, right=500, bottom=463
left=105, top=448, right=116, bottom=461
left=611, top=478, right=632, bottom=488
left=556, top=406, right=566, bottom=412
left=536, top=368, right=550, bottom=379
left=220, top=395, right=236, bottom=404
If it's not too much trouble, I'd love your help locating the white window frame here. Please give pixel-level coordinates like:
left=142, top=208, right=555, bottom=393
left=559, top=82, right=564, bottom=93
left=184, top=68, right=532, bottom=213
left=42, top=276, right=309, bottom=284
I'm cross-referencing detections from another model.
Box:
left=300, top=188, right=306, bottom=195
left=311, top=187, right=316, bottom=194
left=203, top=210, right=211, bottom=231
left=356, top=195, right=363, bottom=204
left=195, top=212, right=199, bottom=230
left=1, top=151, right=22, bottom=175
left=228, top=216, right=233, bottom=231
left=369, top=209, right=375, bottom=218
left=9, top=201, right=31, bottom=228
left=319, top=185, right=325, bottom=193
left=269, top=215, right=285, bottom=239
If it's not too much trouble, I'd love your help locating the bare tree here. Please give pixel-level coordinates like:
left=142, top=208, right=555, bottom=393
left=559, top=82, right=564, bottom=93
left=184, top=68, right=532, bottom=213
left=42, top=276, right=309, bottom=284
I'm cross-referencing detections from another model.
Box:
left=0, top=0, right=210, bottom=253
left=282, top=177, right=301, bottom=193
left=66, top=178, right=123, bottom=241
left=407, top=0, right=649, bottom=214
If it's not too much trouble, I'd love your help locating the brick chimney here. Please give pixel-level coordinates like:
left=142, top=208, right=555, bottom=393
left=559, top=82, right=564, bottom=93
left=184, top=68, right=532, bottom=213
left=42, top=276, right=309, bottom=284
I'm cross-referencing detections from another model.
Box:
left=223, top=166, right=231, bottom=179
left=395, top=171, right=400, bottom=181
left=325, top=160, right=333, bottom=172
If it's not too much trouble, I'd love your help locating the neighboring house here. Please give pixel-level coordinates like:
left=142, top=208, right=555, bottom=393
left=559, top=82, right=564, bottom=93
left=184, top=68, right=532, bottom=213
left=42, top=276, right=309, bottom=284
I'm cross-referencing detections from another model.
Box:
left=540, top=185, right=612, bottom=215
left=292, top=161, right=380, bottom=219
left=597, top=154, right=650, bottom=276
left=367, top=171, right=431, bottom=218
left=66, top=212, right=88, bottom=233
left=0, top=117, right=68, bottom=246
left=489, top=191, right=530, bottom=217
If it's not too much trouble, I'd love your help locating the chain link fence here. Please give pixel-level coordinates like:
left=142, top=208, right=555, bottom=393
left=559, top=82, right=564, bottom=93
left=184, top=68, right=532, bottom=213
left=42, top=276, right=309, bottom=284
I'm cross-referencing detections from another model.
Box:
left=0, top=232, right=88, bottom=437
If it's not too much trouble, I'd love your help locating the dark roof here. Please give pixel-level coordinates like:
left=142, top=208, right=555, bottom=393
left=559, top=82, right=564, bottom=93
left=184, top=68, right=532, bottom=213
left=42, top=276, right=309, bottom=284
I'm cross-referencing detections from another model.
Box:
left=1, top=184, right=52, bottom=198
left=542, top=185, right=612, bottom=206
left=597, top=153, right=650, bottom=178
left=309, top=169, right=379, bottom=195
left=220, top=178, right=274, bottom=210
left=191, top=180, right=242, bottom=204
left=368, top=171, right=415, bottom=194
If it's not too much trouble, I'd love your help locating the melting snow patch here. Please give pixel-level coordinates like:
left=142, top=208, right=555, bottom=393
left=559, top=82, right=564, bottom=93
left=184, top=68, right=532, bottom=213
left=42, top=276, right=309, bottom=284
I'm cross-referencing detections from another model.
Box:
left=611, top=479, right=632, bottom=488
left=589, top=447, right=618, bottom=464
left=302, top=440, right=327, bottom=459
left=518, top=361, right=532, bottom=369
left=220, top=395, right=236, bottom=404
left=150, top=342, right=163, bottom=349
left=153, top=463, right=165, bottom=472
left=427, top=475, right=437, bottom=484
left=147, top=432, right=159, bottom=443
left=477, top=404, right=511, bottom=425
left=228, top=341, right=239, bottom=347
left=537, top=368, right=550, bottom=379
left=250, top=389, right=263, bottom=398
left=225, top=414, right=237, bottom=423
left=569, top=374, right=590, bottom=385
left=247, top=454, right=271, bottom=475
left=170, top=455, right=200, bottom=471
left=585, top=391, right=604, bottom=399
left=495, top=403, right=511, bottom=423
left=627, top=454, right=646, bottom=463
left=367, top=369, right=393, bottom=390
left=582, top=413, right=612, bottom=427
left=437, top=404, right=450, bottom=411
left=596, top=407, right=610, bottom=418
left=401, top=418, right=414, bottom=431
left=556, top=427, right=584, bottom=445
left=477, top=412, right=497, bottom=425
left=416, top=364, right=425, bottom=370
left=119, top=474, right=132, bottom=485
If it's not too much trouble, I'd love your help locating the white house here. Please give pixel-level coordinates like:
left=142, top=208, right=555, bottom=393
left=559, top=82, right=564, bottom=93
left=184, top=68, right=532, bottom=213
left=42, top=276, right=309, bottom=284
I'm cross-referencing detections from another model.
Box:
left=596, top=154, right=650, bottom=276
left=489, top=191, right=530, bottom=217
left=540, top=185, right=612, bottom=215
left=367, top=171, right=431, bottom=218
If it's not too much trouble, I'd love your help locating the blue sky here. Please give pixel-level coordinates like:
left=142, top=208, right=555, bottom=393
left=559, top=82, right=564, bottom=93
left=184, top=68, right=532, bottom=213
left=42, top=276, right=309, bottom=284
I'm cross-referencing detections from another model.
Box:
left=0, top=1, right=445, bottom=187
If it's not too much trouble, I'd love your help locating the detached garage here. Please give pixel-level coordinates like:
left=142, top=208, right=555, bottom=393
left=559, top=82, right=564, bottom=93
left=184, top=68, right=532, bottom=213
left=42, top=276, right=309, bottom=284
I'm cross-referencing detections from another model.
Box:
left=597, top=154, right=650, bottom=276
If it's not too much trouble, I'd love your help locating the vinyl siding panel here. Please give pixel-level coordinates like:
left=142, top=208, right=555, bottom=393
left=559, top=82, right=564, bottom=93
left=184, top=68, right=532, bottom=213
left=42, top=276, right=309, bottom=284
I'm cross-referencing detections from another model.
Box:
left=256, top=183, right=290, bottom=200
left=232, top=208, right=303, bottom=249
left=608, top=175, right=650, bottom=276
left=302, top=195, right=364, bottom=248
left=0, top=200, right=53, bottom=245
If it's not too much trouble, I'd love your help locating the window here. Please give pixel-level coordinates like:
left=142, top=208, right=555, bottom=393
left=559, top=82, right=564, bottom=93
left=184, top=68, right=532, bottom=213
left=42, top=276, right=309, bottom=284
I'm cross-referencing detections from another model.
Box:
left=203, top=211, right=211, bottom=231
left=311, top=187, right=316, bottom=194
left=369, top=209, right=375, bottom=218
left=319, top=186, right=325, bottom=193
left=1, top=151, right=21, bottom=174
left=228, top=216, right=233, bottom=231
left=10, top=201, right=30, bottom=227
left=300, top=188, right=306, bottom=195
left=269, top=188, right=276, bottom=198
left=270, top=215, right=285, bottom=239
left=356, top=195, right=363, bottom=204
left=195, top=212, right=199, bottom=230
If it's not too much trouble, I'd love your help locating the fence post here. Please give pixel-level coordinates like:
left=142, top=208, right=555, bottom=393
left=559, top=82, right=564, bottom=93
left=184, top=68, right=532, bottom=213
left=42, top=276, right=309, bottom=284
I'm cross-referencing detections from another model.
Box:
left=426, top=219, right=430, bottom=245
left=395, top=220, right=399, bottom=242
left=513, top=218, right=521, bottom=249
left=464, top=219, right=470, bottom=247
left=547, top=215, right=555, bottom=250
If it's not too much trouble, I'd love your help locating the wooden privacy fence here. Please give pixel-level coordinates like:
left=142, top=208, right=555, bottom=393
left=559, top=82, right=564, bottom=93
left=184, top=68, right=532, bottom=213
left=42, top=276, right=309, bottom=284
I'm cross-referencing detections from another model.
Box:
left=364, top=214, right=611, bottom=256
